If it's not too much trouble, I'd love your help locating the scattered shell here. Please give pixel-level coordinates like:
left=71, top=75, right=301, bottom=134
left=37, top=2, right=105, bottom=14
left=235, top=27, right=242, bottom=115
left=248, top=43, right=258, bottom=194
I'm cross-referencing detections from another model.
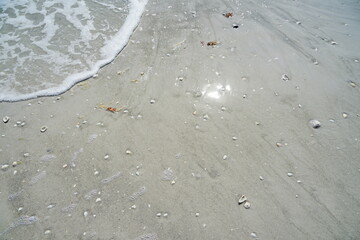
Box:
left=330, top=41, right=338, bottom=45
left=131, top=205, right=136, bottom=209
left=12, top=161, right=18, bottom=167
left=250, top=232, right=257, bottom=238
left=156, top=213, right=162, bottom=217
left=104, top=154, right=110, bottom=160
left=349, top=81, right=357, bottom=88
left=1, top=164, right=9, bottom=171
left=3, top=116, right=10, bottom=123
left=232, top=24, right=239, bottom=28
left=44, top=230, right=51, bottom=235
left=223, top=155, right=228, bottom=160
left=125, top=149, right=132, bottom=155
left=287, top=172, right=294, bottom=177
left=281, top=74, right=290, bottom=81
left=203, top=114, right=209, bottom=121
left=150, top=99, right=156, bottom=104
left=223, top=12, right=233, bottom=18
left=95, top=198, right=101, bottom=203
left=255, top=121, right=260, bottom=125
left=207, top=41, right=218, bottom=46
left=195, top=212, right=200, bottom=217
left=259, top=176, right=264, bottom=181
left=163, top=212, right=168, bottom=217
left=276, top=142, right=282, bottom=147
left=83, top=211, right=89, bottom=217
left=62, top=164, right=68, bottom=168
left=232, top=136, right=238, bottom=141
left=342, top=112, right=348, bottom=119
left=244, top=201, right=251, bottom=209
left=23, top=152, right=30, bottom=157
left=171, top=180, right=176, bottom=185
left=296, top=21, right=301, bottom=25
left=40, top=126, right=47, bottom=133
left=238, top=195, right=247, bottom=205
left=309, top=119, right=321, bottom=129
left=221, top=106, right=226, bottom=111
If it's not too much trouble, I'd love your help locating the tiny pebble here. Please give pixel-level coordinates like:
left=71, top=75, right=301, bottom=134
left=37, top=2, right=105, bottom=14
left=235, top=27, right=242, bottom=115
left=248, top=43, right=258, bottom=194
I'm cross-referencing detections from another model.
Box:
left=12, top=161, right=18, bottom=167
left=223, top=155, right=228, bottom=160
left=276, top=142, right=282, bottom=147
left=309, top=119, right=321, bottom=129
left=63, top=164, right=68, bottom=168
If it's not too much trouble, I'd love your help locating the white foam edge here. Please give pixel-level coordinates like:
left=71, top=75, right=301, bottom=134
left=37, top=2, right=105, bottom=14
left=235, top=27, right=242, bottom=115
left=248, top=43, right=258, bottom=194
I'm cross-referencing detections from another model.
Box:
left=0, top=0, right=148, bottom=102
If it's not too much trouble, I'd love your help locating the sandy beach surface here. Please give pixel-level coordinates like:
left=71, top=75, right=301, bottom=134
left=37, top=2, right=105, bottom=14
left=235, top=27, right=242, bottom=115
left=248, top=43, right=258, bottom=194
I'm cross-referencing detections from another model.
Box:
left=1, top=0, right=360, bottom=239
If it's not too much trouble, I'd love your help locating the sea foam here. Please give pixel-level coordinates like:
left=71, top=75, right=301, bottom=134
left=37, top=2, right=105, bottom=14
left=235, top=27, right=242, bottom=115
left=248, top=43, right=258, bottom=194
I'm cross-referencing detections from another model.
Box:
left=0, top=0, right=148, bottom=102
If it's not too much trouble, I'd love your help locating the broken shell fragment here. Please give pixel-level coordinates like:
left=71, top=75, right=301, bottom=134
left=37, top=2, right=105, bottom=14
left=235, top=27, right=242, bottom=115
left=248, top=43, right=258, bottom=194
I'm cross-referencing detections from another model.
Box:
left=40, top=126, right=47, bottom=133
left=244, top=201, right=251, bottom=209
left=342, top=112, right=348, bottom=119
left=309, top=119, right=321, bottom=129
left=349, top=81, right=357, bottom=88
left=3, top=116, right=10, bottom=123
left=125, top=149, right=132, bottom=155
left=238, top=195, right=247, bottom=205
left=281, top=74, right=290, bottom=81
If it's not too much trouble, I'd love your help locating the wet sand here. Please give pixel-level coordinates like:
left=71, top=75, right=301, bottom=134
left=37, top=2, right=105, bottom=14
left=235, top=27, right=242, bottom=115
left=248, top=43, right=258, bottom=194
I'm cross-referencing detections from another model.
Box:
left=1, top=0, right=360, bottom=239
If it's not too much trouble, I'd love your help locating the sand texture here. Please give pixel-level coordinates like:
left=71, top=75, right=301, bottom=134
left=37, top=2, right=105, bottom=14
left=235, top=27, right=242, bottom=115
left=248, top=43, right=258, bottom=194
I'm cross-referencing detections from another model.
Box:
left=1, top=0, right=360, bottom=239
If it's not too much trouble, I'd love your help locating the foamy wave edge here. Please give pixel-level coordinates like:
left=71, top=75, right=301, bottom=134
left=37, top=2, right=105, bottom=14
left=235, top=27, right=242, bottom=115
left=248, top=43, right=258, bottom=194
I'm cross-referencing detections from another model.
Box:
left=0, top=0, right=148, bottom=102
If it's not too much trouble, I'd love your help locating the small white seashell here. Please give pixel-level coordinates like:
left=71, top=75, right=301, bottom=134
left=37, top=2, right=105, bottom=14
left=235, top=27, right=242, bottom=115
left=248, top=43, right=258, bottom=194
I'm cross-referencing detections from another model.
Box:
left=342, top=112, right=348, bottom=119
left=104, top=154, right=109, bottom=160
left=259, top=176, right=264, bottom=181
left=125, top=149, right=132, bottom=155
left=3, top=116, right=10, bottom=123
left=163, top=212, right=168, bottom=217
left=250, top=232, right=257, bottom=238
left=287, top=172, right=294, bottom=177
left=244, top=201, right=251, bottom=209
left=309, top=119, right=321, bottom=129
left=95, top=198, right=101, bottom=203
left=156, top=213, right=162, bottom=217
left=94, top=171, right=99, bottom=175
left=330, top=41, right=338, bottom=45
left=12, top=161, right=18, bottom=167
left=23, top=152, right=30, bottom=157
left=171, top=180, right=176, bottom=185
left=232, top=136, right=238, bottom=140
left=83, top=211, right=89, bottom=217
left=44, top=230, right=51, bottom=235
left=62, top=164, right=68, bottom=168
left=150, top=99, right=156, bottom=104
left=203, top=114, right=209, bottom=121
left=131, top=205, right=136, bottom=209
left=221, top=106, right=226, bottom=111
left=195, top=212, right=200, bottom=217
left=1, top=164, right=9, bottom=171
left=238, top=195, right=247, bottom=205
left=223, top=155, right=228, bottom=160
left=40, top=126, right=47, bottom=133
left=281, top=74, right=290, bottom=81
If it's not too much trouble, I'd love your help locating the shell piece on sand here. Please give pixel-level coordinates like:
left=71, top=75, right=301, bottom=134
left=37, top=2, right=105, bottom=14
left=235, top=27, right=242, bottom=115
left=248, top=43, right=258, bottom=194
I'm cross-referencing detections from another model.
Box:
left=309, top=119, right=321, bottom=129
left=238, top=195, right=247, bottom=205
left=3, top=116, right=10, bottom=123
left=281, top=74, right=290, bottom=81
left=244, top=201, right=251, bottom=209
left=40, top=126, right=47, bottom=132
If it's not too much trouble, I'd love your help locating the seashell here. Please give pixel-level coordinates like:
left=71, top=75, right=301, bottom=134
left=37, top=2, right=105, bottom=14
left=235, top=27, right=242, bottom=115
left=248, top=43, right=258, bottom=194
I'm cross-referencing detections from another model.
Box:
left=349, top=81, right=357, bottom=88
left=281, top=74, right=290, bottom=81
left=1, top=164, right=9, bottom=171
left=40, top=126, right=47, bottom=133
left=223, top=155, right=228, bottom=160
left=125, top=149, right=132, bottom=155
left=150, top=99, right=156, bottom=104
left=244, top=201, right=251, bottom=209
left=287, top=172, right=294, bottom=177
left=44, top=230, right=51, bottom=235
left=342, top=112, right=348, bottom=119
left=195, top=212, right=200, bottom=217
left=104, top=154, right=110, bottom=160
left=232, top=136, right=238, bottom=140
left=309, top=119, right=321, bottom=129
left=156, top=213, right=162, bottom=217
left=3, top=116, right=10, bottom=123
left=238, top=195, right=247, bottom=205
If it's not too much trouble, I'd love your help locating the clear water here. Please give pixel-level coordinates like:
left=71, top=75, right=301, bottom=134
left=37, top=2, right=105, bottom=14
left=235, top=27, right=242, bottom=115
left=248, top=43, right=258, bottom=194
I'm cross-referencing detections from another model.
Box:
left=0, top=0, right=148, bottom=101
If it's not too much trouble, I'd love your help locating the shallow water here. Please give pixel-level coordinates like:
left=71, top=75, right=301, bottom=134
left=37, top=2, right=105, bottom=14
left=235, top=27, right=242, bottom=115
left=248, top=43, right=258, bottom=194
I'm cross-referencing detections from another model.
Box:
left=0, top=0, right=147, bottom=101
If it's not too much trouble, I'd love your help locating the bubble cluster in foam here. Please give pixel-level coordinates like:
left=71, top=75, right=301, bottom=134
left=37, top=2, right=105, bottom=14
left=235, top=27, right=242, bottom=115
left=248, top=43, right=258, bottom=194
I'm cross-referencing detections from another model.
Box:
left=0, top=0, right=148, bottom=101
